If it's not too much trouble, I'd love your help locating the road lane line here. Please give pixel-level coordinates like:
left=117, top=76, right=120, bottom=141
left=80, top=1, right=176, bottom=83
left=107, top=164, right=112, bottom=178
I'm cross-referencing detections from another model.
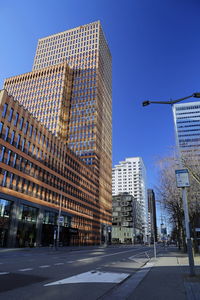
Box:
left=39, top=265, right=50, bottom=268
left=0, top=272, right=9, bottom=275
left=54, top=263, right=64, bottom=266
left=77, top=248, right=148, bottom=262
left=19, top=268, right=33, bottom=272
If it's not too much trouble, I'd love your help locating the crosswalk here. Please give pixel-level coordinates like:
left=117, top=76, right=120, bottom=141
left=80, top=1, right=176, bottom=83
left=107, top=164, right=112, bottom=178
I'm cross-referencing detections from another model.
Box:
left=44, top=270, right=130, bottom=286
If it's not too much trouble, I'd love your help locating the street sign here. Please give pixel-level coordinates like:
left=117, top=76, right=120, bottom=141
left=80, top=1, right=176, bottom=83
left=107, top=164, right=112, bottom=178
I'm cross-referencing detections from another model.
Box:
left=195, top=228, right=200, bottom=232
left=175, top=169, right=190, bottom=188
left=58, top=216, right=64, bottom=224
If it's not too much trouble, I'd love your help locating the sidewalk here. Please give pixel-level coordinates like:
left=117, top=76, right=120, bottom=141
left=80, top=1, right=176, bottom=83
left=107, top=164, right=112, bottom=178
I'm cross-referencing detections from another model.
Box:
left=101, top=247, right=200, bottom=300
left=127, top=247, right=200, bottom=300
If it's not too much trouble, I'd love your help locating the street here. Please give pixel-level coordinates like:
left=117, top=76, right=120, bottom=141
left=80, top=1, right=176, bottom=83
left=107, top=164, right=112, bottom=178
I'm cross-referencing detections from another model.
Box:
left=0, top=245, right=154, bottom=300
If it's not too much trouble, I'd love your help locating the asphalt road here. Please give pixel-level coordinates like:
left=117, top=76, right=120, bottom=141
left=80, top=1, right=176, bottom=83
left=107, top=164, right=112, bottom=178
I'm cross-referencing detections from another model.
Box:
left=0, top=245, right=155, bottom=300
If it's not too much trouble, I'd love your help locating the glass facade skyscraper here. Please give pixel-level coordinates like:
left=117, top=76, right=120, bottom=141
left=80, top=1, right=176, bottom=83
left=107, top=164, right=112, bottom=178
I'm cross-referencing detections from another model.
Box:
left=4, top=21, right=112, bottom=238
left=173, top=101, right=200, bottom=155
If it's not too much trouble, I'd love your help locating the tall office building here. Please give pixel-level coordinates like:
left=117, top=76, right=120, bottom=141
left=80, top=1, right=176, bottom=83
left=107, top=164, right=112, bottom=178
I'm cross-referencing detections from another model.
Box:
left=147, top=189, right=157, bottom=242
left=173, top=101, right=200, bottom=155
left=4, top=21, right=112, bottom=238
left=4, top=63, right=73, bottom=137
left=112, top=157, right=148, bottom=240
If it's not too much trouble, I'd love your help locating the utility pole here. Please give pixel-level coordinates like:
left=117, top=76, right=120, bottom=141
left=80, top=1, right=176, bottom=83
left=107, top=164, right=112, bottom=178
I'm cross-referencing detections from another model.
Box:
left=142, top=92, right=200, bottom=276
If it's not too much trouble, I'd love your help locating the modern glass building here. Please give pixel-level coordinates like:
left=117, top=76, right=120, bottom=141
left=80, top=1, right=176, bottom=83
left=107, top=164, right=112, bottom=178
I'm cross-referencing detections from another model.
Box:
left=4, top=21, right=112, bottom=240
left=173, top=101, right=200, bottom=155
left=0, top=89, right=101, bottom=247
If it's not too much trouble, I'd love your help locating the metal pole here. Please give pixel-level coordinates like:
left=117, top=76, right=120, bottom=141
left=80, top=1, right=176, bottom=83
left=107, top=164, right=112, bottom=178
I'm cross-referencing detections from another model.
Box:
left=57, top=194, right=62, bottom=249
left=173, top=103, right=195, bottom=276
left=182, top=187, right=195, bottom=276
left=153, top=233, right=157, bottom=259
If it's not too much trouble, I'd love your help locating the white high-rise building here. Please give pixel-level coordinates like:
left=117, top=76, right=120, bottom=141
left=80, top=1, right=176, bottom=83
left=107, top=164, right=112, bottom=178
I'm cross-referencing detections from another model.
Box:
left=112, top=157, right=148, bottom=240
left=173, top=101, right=200, bottom=155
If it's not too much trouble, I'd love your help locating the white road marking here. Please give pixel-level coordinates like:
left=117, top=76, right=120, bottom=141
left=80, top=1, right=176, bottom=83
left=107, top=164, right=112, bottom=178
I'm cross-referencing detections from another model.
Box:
left=39, top=265, right=50, bottom=268
left=44, top=270, right=129, bottom=286
left=67, top=261, right=75, bottom=263
left=0, top=272, right=9, bottom=275
left=54, top=263, right=64, bottom=266
left=77, top=248, right=145, bottom=263
left=19, top=268, right=33, bottom=272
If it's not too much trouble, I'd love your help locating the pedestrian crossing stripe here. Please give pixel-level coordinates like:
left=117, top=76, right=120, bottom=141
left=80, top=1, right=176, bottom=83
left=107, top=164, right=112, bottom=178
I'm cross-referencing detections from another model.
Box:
left=44, top=271, right=129, bottom=286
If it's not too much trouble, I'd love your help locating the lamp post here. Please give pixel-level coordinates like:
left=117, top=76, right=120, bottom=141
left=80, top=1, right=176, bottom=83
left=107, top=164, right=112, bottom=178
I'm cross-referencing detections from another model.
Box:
left=142, top=92, right=200, bottom=276
left=56, top=193, right=62, bottom=249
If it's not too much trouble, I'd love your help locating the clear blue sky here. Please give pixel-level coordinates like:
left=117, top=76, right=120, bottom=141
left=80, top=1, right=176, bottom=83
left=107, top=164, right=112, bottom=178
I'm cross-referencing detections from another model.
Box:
left=1, top=0, right=200, bottom=190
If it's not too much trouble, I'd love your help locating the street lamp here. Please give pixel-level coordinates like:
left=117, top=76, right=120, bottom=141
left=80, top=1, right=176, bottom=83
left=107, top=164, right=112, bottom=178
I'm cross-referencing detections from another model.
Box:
left=142, top=93, right=200, bottom=107
left=56, top=193, right=63, bottom=249
left=142, top=92, right=200, bottom=276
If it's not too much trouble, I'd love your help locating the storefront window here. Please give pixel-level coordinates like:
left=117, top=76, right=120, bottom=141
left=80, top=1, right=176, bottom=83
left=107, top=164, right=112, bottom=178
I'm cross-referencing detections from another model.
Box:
left=64, top=215, right=71, bottom=227
left=0, top=199, right=12, bottom=218
left=0, top=199, right=12, bottom=247
left=43, top=211, right=57, bottom=225
left=19, top=204, right=38, bottom=222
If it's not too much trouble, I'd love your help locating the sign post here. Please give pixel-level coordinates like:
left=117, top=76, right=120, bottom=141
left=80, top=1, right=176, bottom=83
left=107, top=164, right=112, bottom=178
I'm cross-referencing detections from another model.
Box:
left=175, top=169, right=195, bottom=276
left=175, top=169, right=190, bottom=188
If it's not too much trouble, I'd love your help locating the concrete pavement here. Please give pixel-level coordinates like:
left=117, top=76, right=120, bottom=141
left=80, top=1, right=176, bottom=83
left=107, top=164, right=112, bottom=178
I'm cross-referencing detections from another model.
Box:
left=102, top=246, right=200, bottom=300
left=1, top=245, right=200, bottom=299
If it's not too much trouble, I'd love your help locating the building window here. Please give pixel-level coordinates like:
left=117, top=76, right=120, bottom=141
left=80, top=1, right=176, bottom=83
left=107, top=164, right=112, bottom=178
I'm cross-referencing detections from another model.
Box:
left=6, top=150, right=11, bottom=165
left=0, top=198, right=12, bottom=218
left=2, top=103, right=8, bottom=118
left=38, top=132, right=41, bottom=144
left=19, top=204, right=38, bottom=222
left=0, top=146, right=5, bottom=162
left=16, top=134, right=21, bottom=148
left=24, top=121, right=29, bottom=134
left=2, top=170, right=7, bottom=187
left=0, top=122, right=4, bottom=136
left=9, top=173, right=14, bottom=188
left=4, top=126, right=10, bottom=141
left=14, top=113, right=19, bottom=126
left=8, top=108, right=14, bottom=122
left=29, top=125, right=33, bottom=137
left=19, top=117, right=24, bottom=130
left=10, top=130, right=15, bottom=145
left=13, top=153, right=17, bottom=167
left=27, top=141, right=31, bottom=154
left=34, top=128, right=37, bottom=141
left=21, top=138, right=26, bottom=152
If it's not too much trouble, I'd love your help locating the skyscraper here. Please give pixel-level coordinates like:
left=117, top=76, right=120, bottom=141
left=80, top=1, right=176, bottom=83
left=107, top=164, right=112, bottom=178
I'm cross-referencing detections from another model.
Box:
left=173, top=101, right=200, bottom=155
left=4, top=21, right=112, bottom=237
left=112, top=157, right=148, bottom=241
left=147, top=189, right=157, bottom=242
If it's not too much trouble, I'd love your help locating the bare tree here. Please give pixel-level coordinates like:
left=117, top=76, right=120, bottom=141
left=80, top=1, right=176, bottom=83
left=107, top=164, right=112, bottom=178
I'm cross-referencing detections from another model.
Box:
left=156, top=154, right=200, bottom=251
